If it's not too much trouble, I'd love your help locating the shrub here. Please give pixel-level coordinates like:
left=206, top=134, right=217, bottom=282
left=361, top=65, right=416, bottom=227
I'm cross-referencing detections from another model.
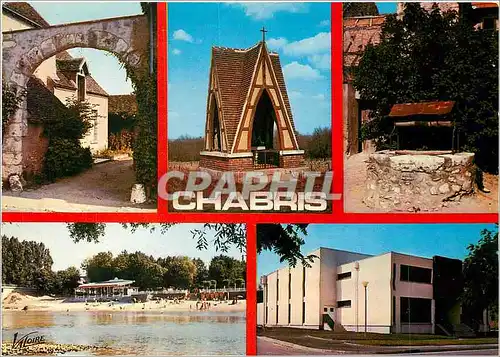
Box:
left=43, top=139, right=92, bottom=182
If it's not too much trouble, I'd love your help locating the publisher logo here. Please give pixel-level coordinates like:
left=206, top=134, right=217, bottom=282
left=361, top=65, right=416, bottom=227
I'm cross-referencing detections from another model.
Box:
left=12, top=331, right=45, bottom=349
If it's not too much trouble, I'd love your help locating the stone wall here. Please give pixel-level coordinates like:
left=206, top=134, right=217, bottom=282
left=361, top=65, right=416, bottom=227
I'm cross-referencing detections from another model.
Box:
left=364, top=151, right=475, bottom=211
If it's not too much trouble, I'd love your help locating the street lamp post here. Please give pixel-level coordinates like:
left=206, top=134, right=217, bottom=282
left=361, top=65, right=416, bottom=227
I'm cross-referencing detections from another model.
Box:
left=362, top=281, right=369, bottom=336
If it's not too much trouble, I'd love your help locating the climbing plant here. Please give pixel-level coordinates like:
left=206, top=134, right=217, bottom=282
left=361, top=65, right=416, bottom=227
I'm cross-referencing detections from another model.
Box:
left=114, top=2, right=158, bottom=197
left=2, top=82, right=25, bottom=133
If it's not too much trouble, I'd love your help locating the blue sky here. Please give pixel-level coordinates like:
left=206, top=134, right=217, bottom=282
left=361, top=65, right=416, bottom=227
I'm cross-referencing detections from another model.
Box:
left=377, top=2, right=397, bottom=14
left=258, top=224, right=497, bottom=277
left=2, top=223, right=244, bottom=272
left=30, top=2, right=142, bottom=95
left=168, top=2, right=332, bottom=139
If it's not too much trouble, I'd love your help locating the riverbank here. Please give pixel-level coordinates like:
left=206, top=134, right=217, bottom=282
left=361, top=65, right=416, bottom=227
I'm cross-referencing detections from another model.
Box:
left=3, top=292, right=246, bottom=313
left=1, top=342, right=112, bottom=356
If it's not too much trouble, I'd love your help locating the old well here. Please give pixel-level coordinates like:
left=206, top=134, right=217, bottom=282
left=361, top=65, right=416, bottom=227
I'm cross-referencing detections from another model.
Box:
left=364, top=150, right=475, bottom=211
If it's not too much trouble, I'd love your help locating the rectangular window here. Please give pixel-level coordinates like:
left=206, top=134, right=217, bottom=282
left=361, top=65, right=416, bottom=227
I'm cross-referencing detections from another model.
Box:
left=337, top=300, right=352, bottom=308
left=337, top=272, right=352, bottom=280
left=276, top=277, right=279, bottom=301
left=400, top=297, right=432, bottom=323
left=288, top=272, right=291, bottom=300
left=302, top=302, right=305, bottom=324
left=392, top=296, right=396, bottom=325
left=265, top=307, right=268, bottom=324
left=276, top=305, right=279, bottom=324
left=323, top=307, right=327, bottom=312
left=288, top=304, right=291, bottom=324
left=330, top=307, right=334, bottom=312
left=93, top=119, right=98, bottom=143
left=400, top=265, right=432, bottom=284
left=392, top=263, right=396, bottom=290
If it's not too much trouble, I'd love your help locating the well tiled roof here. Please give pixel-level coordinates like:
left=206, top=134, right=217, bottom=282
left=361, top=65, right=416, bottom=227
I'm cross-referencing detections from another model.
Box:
left=26, top=76, right=68, bottom=122
left=211, top=42, right=294, bottom=150
left=472, top=2, right=499, bottom=9
left=85, top=76, right=108, bottom=97
left=344, top=16, right=386, bottom=68
left=2, top=2, right=50, bottom=28
left=109, top=94, right=137, bottom=114
left=389, top=101, right=455, bottom=117
left=52, top=71, right=77, bottom=90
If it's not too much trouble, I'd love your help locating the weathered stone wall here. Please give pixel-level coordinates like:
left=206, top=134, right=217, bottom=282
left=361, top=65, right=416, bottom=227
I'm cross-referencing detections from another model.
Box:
left=364, top=151, right=475, bottom=211
left=2, top=15, right=147, bottom=183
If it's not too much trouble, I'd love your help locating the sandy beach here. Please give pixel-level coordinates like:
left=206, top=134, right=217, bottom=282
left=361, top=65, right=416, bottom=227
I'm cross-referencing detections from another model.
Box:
left=2, top=292, right=246, bottom=313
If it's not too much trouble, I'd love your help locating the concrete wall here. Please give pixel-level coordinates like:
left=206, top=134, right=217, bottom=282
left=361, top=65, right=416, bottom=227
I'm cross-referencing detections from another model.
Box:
left=336, top=253, right=393, bottom=333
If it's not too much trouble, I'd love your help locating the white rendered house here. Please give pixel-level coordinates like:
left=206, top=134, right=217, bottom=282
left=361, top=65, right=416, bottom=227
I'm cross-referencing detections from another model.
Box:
left=258, top=248, right=462, bottom=334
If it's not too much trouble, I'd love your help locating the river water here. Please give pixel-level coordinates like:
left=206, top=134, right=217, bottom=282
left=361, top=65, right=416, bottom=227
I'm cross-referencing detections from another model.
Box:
left=2, top=310, right=245, bottom=355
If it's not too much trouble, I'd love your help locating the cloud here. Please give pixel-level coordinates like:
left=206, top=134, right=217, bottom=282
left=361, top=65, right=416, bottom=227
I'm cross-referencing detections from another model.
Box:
left=172, top=48, right=182, bottom=55
left=283, top=32, right=331, bottom=56
left=267, top=37, right=288, bottom=51
left=288, top=91, right=304, bottom=99
left=232, top=3, right=308, bottom=20
left=283, top=62, right=323, bottom=80
left=319, top=19, right=330, bottom=27
left=308, top=54, right=331, bottom=70
left=312, top=94, right=326, bottom=101
left=173, top=29, right=195, bottom=43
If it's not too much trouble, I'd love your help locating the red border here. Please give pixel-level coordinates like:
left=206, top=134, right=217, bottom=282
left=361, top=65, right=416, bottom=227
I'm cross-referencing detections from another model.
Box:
left=158, top=2, right=168, bottom=215
left=246, top=223, right=257, bottom=356
left=1, top=3, right=498, bottom=356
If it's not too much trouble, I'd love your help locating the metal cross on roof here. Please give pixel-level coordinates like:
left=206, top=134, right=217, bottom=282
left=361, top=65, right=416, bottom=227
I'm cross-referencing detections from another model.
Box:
left=260, top=26, right=268, bottom=43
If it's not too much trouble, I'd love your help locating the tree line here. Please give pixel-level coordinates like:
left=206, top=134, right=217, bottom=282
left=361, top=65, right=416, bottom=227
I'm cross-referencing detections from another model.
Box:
left=168, top=127, right=332, bottom=162
left=83, top=251, right=245, bottom=291
left=2, top=235, right=246, bottom=296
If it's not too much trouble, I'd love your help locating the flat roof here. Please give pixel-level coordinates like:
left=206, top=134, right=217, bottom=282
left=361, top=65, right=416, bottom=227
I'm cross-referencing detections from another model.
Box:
left=78, top=278, right=135, bottom=289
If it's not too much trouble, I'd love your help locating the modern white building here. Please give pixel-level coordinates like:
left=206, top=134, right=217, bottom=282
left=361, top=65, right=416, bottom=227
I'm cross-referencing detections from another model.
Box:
left=258, top=248, right=462, bottom=334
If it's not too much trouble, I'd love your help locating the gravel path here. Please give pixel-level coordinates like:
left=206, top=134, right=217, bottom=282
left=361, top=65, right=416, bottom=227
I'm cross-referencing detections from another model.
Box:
left=344, top=152, right=498, bottom=213
left=2, top=159, right=156, bottom=212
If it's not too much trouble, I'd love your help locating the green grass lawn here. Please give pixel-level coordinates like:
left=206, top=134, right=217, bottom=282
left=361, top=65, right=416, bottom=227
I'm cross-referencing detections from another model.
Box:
left=258, top=327, right=498, bottom=349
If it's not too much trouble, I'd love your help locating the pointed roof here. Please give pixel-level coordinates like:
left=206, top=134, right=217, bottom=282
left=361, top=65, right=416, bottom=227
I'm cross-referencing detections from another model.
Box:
left=2, top=2, right=50, bottom=28
left=211, top=42, right=295, bottom=150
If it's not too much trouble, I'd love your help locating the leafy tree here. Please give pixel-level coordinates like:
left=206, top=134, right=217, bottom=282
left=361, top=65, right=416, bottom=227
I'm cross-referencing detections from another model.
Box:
left=159, top=256, right=197, bottom=289
left=343, top=2, right=379, bottom=17
left=192, top=258, right=209, bottom=288
left=353, top=3, right=498, bottom=173
left=82, top=252, right=115, bottom=283
left=305, top=127, right=332, bottom=159
left=208, top=255, right=246, bottom=287
left=67, top=223, right=314, bottom=267
left=462, top=226, right=498, bottom=330
left=52, top=267, right=80, bottom=296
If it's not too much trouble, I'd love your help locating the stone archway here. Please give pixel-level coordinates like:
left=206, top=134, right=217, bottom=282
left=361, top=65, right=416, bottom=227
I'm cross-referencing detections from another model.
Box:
left=2, top=14, right=148, bottom=181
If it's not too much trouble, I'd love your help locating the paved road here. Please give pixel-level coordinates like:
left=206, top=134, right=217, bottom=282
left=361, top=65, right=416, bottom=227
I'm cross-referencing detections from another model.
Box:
left=258, top=337, right=498, bottom=356
left=257, top=337, right=331, bottom=355
left=418, top=349, right=498, bottom=355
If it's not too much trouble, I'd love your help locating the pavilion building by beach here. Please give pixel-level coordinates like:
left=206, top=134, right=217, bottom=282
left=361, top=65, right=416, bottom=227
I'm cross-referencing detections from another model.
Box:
left=75, top=278, right=138, bottom=298
left=258, top=248, right=464, bottom=335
